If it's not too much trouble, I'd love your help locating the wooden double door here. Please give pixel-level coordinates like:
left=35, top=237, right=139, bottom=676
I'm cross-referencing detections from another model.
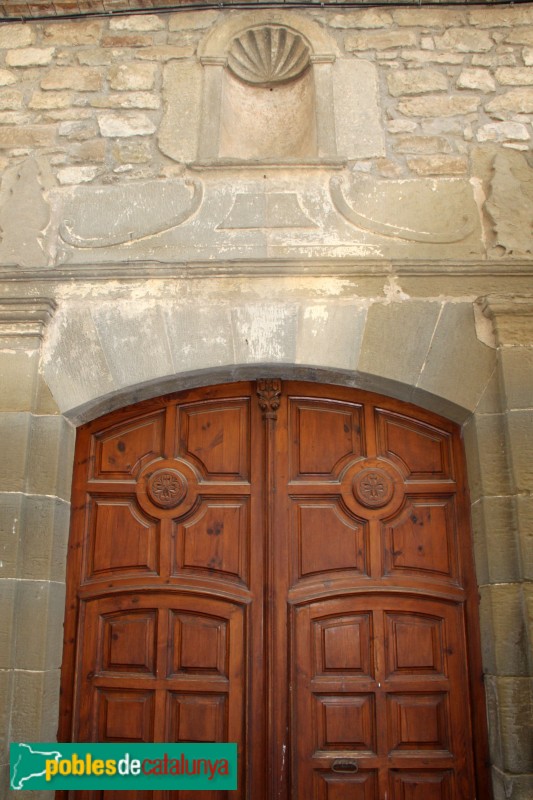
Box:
left=59, top=381, right=490, bottom=799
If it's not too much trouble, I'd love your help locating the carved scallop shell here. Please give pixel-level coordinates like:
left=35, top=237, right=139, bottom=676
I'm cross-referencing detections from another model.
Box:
left=227, top=26, right=311, bottom=87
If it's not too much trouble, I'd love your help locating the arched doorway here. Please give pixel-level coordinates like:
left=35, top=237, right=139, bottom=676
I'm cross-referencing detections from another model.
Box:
left=58, top=380, right=490, bottom=799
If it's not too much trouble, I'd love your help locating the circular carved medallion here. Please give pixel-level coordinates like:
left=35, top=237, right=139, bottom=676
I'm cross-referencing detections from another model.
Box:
left=147, top=469, right=187, bottom=509
left=353, top=468, right=394, bottom=508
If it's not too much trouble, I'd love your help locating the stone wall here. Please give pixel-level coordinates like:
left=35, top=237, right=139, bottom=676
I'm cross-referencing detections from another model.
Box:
left=0, top=4, right=532, bottom=799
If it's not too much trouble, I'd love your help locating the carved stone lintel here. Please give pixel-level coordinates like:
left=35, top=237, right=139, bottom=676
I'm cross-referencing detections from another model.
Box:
left=0, top=297, right=57, bottom=338
left=257, top=379, right=282, bottom=421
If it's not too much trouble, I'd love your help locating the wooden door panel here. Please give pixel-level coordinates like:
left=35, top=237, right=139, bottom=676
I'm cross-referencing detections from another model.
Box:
left=60, top=382, right=489, bottom=800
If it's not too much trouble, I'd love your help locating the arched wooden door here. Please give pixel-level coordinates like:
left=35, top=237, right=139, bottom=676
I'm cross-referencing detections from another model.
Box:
left=59, top=381, right=490, bottom=799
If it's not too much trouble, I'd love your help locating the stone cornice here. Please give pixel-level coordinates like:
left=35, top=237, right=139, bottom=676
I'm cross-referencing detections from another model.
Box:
left=478, top=293, right=533, bottom=346
left=0, top=297, right=57, bottom=338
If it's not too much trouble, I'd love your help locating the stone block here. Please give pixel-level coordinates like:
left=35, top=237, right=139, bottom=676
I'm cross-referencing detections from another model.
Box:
left=231, top=304, right=298, bottom=365
left=393, top=7, right=466, bottom=27
left=358, top=301, right=440, bottom=388
left=5, top=49, right=55, bottom=68
left=399, top=94, right=480, bottom=117
left=0, top=493, right=23, bottom=578
left=110, top=14, right=165, bottom=31
left=109, top=62, right=156, bottom=91
left=417, top=304, right=497, bottom=416
left=13, top=580, right=65, bottom=671
left=134, top=45, right=195, bottom=60
left=0, top=669, right=13, bottom=763
left=496, top=67, right=533, bottom=86
left=0, top=347, right=40, bottom=412
left=92, top=303, right=174, bottom=389
left=524, top=48, right=533, bottom=67
left=345, top=30, right=417, bottom=50
left=10, top=669, right=60, bottom=744
left=102, top=34, right=153, bottom=48
left=479, top=584, right=529, bottom=675
left=492, top=767, right=533, bottom=800
left=471, top=496, right=521, bottom=585
left=28, top=92, right=72, bottom=110
left=112, top=139, right=152, bottom=164
left=486, top=88, right=533, bottom=114
left=0, top=25, right=34, bottom=49
left=0, top=126, right=56, bottom=149
left=16, top=495, right=70, bottom=583
left=296, top=303, right=366, bottom=372
left=516, top=496, right=533, bottom=580
left=477, top=121, right=530, bottom=142
left=492, top=677, right=533, bottom=773
left=474, top=366, right=501, bottom=414
left=433, top=28, right=493, bottom=52
left=457, top=68, right=496, bottom=92
left=163, top=304, right=234, bottom=373
left=56, top=166, right=99, bottom=185
left=97, top=112, right=156, bottom=137
left=407, top=155, right=467, bottom=175
left=504, top=28, right=533, bottom=46
left=0, top=90, right=22, bottom=110
left=0, top=69, right=17, bottom=86
left=463, top=413, right=511, bottom=502
left=26, top=415, right=75, bottom=501
left=469, top=6, right=533, bottom=26
left=41, top=304, right=117, bottom=415
left=387, top=69, right=447, bottom=97
left=506, top=410, right=533, bottom=492
left=0, top=413, right=31, bottom=492
left=0, top=580, right=15, bottom=668
left=168, top=10, right=219, bottom=30
left=401, top=50, right=464, bottom=64
left=158, top=61, right=203, bottom=163
left=42, top=21, right=102, bottom=46
left=333, top=59, right=385, bottom=159
left=500, top=346, right=533, bottom=410
left=90, top=92, right=160, bottom=110
left=393, top=135, right=451, bottom=154
left=41, top=67, right=103, bottom=92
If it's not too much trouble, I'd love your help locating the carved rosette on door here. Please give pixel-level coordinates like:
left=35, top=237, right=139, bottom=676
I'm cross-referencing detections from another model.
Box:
left=59, top=381, right=488, bottom=800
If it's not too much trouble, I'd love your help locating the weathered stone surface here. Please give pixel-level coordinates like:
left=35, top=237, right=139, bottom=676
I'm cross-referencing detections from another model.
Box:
left=434, top=28, right=494, bottom=53
left=0, top=346, right=40, bottom=413
left=345, top=30, right=417, bottom=51
left=10, top=669, right=60, bottom=743
left=14, top=580, right=65, bottom=670
left=0, top=413, right=31, bottom=492
left=0, top=25, right=34, bottom=49
left=333, top=59, right=385, bottom=159
left=387, top=118, right=417, bottom=133
left=457, top=68, right=496, bottom=92
left=517, top=496, right=533, bottom=580
left=487, top=87, right=533, bottom=114
left=109, top=62, right=156, bottom=91
left=500, top=346, right=533, bottom=410
left=5, top=48, right=55, bottom=67
left=504, top=28, right=533, bottom=46
left=416, top=302, right=494, bottom=411
left=0, top=668, right=13, bottom=763
left=40, top=67, right=103, bottom=91
left=109, top=14, right=165, bottom=31
left=90, top=92, right=160, bottom=110
left=296, top=303, right=366, bottom=372
left=0, top=157, right=51, bottom=268
left=507, top=409, right=533, bottom=492
left=387, top=69, right=447, bottom=97
left=58, top=119, right=98, bottom=139
left=398, top=94, right=480, bottom=117
left=28, top=91, right=72, bottom=110
left=524, top=47, right=533, bottom=66
left=477, top=121, right=530, bottom=142
left=463, top=412, right=511, bottom=502
left=471, top=496, right=521, bottom=585
left=97, top=112, right=156, bottom=137
left=479, top=584, right=529, bottom=675
left=394, top=135, right=451, bottom=154
left=492, top=767, right=533, bottom=800
left=14, top=495, right=69, bottom=582
left=407, top=155, right=467, bottom=175
left=0, top=580, right=15, bottom=668
left=26, top=415, right=74, bottom=501
left=469, top=6, right=533, bottom=27
left=112, top=139, right=152, bottom=163
left=492, top=677, right=533, bottom=773
left=134, top=45, right=195, bottom=60
left=102, top=34, right=153, bottom=48
left=393, top=8, right=466, bottom=27
left=401, top=50, right=464, bottom=64
left=0, top=492, right=23, bottom=577
left=496, top=67, right=533, bottom=86
left=232, top=304, right=298, bottom=365
left=168, top=10, right=220, bottom=30
left=485, top=151, right=533, bottom=256
left=158, top=61, right=202, bottom=162
left=0, top=69, right=17, bottom=87
left=0, top=90, right=22, bottom=110
left=42, top=20, right=102, bottom=45
left=56, top=166, right=99, bottom=185
left=359, top=301, right=440, bottom=386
